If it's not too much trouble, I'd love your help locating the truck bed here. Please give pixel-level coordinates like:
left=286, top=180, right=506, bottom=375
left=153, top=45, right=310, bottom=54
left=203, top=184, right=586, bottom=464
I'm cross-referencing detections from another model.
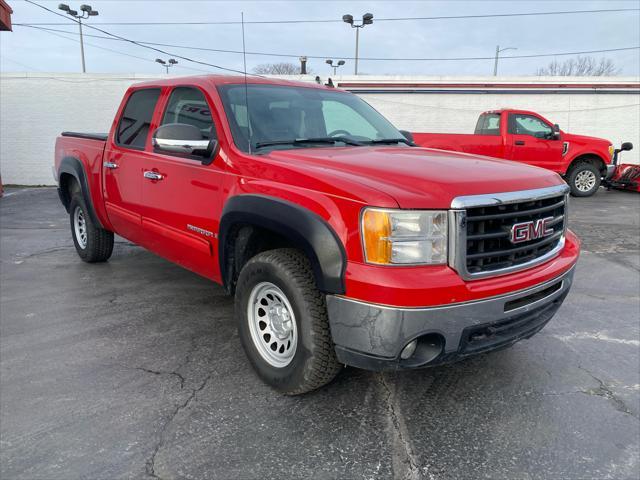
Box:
left=61, top=132, right=108, bottom=142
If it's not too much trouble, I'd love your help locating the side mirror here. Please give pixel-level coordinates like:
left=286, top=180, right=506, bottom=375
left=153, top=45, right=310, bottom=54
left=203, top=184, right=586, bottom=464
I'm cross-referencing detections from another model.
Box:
left=620, top=142, right=633, bottom=151
left=552, top=124, right=561, bottom=140
left=399, top=130, right=415, bottom=143
left=152, top=123, right=217, bottom=164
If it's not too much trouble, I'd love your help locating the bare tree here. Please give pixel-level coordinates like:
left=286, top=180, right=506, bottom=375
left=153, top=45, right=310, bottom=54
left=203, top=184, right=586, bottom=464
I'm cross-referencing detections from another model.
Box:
left=535, top=56, right=619, bottom=76
left=252, top=62, right=313, bottom=75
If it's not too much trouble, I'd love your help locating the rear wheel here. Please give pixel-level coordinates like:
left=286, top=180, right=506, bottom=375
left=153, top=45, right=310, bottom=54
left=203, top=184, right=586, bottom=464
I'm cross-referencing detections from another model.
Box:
left=567, top=162, right=601, bottom=197
left=235, top=248, right=342, bottom=395
left=69, top=195, right=114, bottom=262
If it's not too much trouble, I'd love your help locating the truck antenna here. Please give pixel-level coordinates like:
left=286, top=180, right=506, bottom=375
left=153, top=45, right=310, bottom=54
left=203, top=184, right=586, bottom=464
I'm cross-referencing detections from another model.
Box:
left=241, top=12, right=252, bottom=154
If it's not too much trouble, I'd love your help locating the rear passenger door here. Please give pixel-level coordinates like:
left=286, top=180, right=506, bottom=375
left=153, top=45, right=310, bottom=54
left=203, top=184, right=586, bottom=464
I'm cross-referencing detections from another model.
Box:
left=140, top=86, right=225, bottom=281
left=103, top=88, right=161, bottom=243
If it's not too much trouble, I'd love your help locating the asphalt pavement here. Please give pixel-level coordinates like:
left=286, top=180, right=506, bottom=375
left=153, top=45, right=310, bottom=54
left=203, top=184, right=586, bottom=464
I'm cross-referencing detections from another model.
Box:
left=1, top=187, right=638, bottom=480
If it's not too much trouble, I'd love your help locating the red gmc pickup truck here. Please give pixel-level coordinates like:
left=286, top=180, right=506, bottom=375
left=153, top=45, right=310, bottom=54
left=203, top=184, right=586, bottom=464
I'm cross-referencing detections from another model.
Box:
left=413, top=109, right=616, bottom=197
left=54, top=76, right=579, bottom=394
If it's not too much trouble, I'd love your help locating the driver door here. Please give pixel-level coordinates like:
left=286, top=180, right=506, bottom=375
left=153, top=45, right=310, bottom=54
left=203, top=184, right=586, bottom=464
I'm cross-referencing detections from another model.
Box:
left=506, top=113, right=564, bottom=172
left=140, top=86, right=225, bottom=282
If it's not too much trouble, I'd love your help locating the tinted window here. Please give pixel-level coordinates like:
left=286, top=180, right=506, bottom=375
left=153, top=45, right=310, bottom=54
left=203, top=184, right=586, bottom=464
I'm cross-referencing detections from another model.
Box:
left=161, top=87, right=216, bottom=140
left=116, top=88, right=161, bottom=149
left=217, top=84, right=402, bottom=152
left=509, top=114, right=553, bottom=138
left=474, top=113, right=501, bottom=135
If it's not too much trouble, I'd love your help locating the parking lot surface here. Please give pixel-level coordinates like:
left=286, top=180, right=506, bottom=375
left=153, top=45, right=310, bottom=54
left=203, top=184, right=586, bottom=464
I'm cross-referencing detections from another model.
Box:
left=1, top=187, right=639, bottom=480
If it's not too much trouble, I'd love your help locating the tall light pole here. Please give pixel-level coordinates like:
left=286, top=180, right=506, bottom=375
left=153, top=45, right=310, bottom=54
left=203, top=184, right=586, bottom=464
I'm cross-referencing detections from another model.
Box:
left=156, top=58, right=178, bottom=74
left=342, top=13, right=373, bottom=75
left=493, top=45, right=517, bottom=76
left=58, top=4, right=98, bottom=73
left=325, top=59, right=345, bottom=76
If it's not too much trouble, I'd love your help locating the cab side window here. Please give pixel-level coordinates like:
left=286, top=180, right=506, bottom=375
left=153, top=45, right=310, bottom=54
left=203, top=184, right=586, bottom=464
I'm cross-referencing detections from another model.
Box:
left=509, top=114, right=553, bottom=138
left=474, top=113, right=501, bottom=135
left=161, top=87, right=216, bottom=141
left=116, top=88, right=161, bottom=149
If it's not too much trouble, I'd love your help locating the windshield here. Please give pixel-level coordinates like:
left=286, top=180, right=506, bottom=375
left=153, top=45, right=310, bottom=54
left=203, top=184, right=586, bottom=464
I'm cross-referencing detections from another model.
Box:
left=217, top=84, right=404, bottom=152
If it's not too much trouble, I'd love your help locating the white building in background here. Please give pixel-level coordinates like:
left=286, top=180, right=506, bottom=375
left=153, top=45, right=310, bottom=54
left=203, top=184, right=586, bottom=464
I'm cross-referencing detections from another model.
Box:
left=1, top=73, right=638, bottom=185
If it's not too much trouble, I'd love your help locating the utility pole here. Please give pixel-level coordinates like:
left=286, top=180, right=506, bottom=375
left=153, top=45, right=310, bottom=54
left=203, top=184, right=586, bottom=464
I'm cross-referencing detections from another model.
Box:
left=342, top=13, right=373, bottom=75
left=58, top=4, right=99, bottom=73
left=493, top=45, right=517, bottom=76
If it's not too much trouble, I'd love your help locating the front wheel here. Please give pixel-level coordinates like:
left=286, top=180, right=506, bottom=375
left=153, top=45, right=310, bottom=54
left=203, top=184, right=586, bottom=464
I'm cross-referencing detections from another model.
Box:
left=69, top=195, right=114, bottom=262
left=235, top=249, right=342, bottom=395
left=567, top=162, right=601, bottom=197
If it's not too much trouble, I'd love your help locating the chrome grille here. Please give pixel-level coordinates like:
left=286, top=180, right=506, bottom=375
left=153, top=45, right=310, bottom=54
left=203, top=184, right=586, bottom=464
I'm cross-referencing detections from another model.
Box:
left=449, top=185, right=570, bottom=280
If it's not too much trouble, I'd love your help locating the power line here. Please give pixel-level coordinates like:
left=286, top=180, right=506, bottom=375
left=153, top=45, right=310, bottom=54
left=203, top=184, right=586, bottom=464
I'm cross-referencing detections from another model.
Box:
left=24, top=25, right=213, bottom=73
left=15, top=24, right=640, bottom=62
left=15, top=7, right=640, bottom=25
left=22, top=0, right=262, bottom=76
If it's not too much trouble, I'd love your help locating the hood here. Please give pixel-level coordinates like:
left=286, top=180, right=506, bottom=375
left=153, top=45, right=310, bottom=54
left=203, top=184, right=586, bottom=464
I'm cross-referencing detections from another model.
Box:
left=562, top=132, right=611, bottom=147
left=264, top=146, right=565, bottom=209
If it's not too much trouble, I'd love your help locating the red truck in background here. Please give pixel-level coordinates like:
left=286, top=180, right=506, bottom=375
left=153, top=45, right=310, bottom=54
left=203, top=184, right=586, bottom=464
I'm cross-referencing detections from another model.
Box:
left=54, top=76, right=579, bottom=394
left=413, top=109, right=618, bottom=197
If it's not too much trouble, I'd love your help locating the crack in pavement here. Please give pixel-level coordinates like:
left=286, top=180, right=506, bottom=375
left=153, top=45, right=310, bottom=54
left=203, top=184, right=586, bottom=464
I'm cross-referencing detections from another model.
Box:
left=377, top=373, right=427, bottom=480
left=578, top=366, right=639, bottom=421
left=146, top=373, right=214, bottom=480
left=134, top=366, right=186, bottom=390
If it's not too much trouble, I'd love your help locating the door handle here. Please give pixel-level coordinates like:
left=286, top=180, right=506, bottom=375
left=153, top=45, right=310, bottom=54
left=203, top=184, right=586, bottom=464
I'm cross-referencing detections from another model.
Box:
left=515, top=140, right=526, bottom=146
left=143, top=171, right=164, bottom=181
left=103, top=162, right=118, bottom=169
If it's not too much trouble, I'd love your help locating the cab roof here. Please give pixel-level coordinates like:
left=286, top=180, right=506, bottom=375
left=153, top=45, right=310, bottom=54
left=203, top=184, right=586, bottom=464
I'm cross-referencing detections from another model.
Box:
left=130, top=74, right=334, bottom=91
left=483, top=108, right=543, bottom=116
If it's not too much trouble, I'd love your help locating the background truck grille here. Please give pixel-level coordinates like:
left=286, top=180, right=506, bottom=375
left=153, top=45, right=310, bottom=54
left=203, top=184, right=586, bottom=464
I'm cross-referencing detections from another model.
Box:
left=464, top=194, right=566, bottom=276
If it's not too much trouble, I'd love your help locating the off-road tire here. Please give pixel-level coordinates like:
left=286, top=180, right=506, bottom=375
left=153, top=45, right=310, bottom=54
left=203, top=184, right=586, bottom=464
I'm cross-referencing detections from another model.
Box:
left=235, top=248, right=342, bottom=395
left=567, top=161, right=601, bottom=197
left=69, top=194, right=114, bottom=262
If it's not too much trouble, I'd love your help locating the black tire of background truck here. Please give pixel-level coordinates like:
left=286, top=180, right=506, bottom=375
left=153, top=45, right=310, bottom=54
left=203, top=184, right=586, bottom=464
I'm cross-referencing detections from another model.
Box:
left=69, top=194, right=114, bottom=262
left=567, top=161, right=601, bottom=197
left=235, top=248, right=342, bottom=395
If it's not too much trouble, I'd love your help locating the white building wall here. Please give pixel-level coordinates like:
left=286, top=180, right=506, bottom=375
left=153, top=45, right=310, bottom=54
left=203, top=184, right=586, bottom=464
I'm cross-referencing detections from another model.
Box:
left=1, top=73, right=638, bottom=185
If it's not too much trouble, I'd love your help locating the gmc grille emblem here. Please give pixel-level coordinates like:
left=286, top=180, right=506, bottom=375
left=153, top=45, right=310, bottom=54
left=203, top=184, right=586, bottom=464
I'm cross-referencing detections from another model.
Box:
left=509, top=217, right=554, bottom=244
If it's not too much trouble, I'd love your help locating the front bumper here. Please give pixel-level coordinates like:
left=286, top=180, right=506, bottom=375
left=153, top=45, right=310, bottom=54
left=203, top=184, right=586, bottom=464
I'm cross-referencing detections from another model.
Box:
left=326, top=266, right=575, bottom=371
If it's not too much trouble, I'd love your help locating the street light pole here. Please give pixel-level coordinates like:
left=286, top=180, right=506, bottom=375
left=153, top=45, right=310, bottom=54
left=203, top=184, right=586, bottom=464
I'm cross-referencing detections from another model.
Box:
left=58, top=4, right=99, bottom=73
left=354, top=27, right=359, bottom=75
left=325, top=59, right=346, bottom=76
left=156, top=58, right=178, bottom=74
left=493, top=45, right=517, bottom=76
left=78, top=17, right=85, bottom=73
left=342, top=13, right=373, bottom=75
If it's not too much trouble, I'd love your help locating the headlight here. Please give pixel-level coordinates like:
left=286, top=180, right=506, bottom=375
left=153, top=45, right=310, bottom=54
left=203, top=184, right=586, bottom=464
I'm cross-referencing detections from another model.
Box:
left=361, top=208, right=448, bottom=265
left=609, top=145, right=614, bottom=159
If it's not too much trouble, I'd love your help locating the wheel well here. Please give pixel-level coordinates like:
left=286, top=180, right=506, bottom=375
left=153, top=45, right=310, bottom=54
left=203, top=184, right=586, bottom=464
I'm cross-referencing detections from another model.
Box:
left=568, top=155, right=606, bottom=176
left=58, top=173, right=80, bottom=212
left=222, top=223, right=303, bottom=295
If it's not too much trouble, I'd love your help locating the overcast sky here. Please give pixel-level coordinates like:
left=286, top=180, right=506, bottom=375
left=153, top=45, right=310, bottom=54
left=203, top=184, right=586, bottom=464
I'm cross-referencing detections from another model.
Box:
left=1, top=0, right=639, bottom=76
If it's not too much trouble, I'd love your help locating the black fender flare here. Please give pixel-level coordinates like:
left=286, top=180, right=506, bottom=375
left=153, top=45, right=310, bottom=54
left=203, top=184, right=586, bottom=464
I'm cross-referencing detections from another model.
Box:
left=57, top=156, right=103, bottom=228
left=219, top=195, right=346, bottom=294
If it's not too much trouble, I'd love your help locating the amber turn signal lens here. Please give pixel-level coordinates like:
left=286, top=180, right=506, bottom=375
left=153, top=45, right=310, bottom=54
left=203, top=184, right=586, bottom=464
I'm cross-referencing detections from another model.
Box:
left=362, top=209, right=391, bottom=264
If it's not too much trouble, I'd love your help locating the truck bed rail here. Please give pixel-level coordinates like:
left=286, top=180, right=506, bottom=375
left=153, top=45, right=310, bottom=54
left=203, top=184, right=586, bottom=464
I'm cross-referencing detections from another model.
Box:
left=61, top=132, right=108, bottom=141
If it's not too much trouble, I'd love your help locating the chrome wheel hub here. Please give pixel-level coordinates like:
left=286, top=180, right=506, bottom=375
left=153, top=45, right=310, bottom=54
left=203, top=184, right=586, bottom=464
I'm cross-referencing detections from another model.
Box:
left=73, top=206, right=88, bottom=249
left=247, top=282, right=297, bottom=368
left=575, top=170, right=596, bottom=192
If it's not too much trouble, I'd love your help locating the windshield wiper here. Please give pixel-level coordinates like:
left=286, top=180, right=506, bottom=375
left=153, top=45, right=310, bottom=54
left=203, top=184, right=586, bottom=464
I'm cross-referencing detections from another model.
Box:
left=254, top=136, right=364, bottom=149
left=367, top=138, right=415, bottom=146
